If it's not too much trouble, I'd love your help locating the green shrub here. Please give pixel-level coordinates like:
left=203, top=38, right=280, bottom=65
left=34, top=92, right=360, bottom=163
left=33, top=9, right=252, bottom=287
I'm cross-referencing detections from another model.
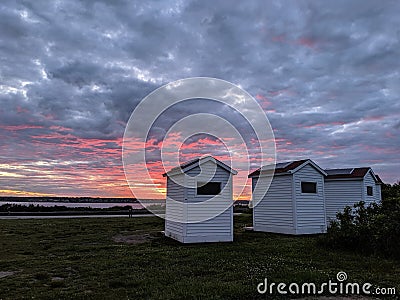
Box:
left=321, top=198, right=400, bottom=259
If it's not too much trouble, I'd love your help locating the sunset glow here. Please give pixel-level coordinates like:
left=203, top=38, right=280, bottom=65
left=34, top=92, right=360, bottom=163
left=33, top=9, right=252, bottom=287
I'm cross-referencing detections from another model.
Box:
left=1, top=1, right=399, bottom=199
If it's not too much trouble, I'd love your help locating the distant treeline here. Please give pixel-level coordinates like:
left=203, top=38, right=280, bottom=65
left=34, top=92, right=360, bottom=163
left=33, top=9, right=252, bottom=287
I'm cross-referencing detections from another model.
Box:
left=0, top=204, right=144, bottom=213
left=0, top=196, right=138, bottom=203
left=382, top=181, right=400, bottom=200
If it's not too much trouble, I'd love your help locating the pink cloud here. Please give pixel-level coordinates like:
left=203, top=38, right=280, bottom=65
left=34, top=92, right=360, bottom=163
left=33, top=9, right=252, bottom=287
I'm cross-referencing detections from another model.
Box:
left=255, top=93, right=273, bottom=109
left=0, top=125, right=44, bottom=131
left=296, top=37, right=317, bottom=49
left=299, top=121, right=346, bottom=129
left=271, top=35, right=285, bottom=43
left=16, top=106, right=29, bottom=114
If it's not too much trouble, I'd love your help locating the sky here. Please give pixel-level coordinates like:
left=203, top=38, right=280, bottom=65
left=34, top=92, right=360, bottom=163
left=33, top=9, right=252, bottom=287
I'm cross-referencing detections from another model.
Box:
left=0, top=0, right=399, bottom=199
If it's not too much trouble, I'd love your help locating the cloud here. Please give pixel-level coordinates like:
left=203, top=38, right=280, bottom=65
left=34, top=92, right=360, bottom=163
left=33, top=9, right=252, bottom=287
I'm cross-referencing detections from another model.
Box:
left=0, top=0, right=399, bottom=197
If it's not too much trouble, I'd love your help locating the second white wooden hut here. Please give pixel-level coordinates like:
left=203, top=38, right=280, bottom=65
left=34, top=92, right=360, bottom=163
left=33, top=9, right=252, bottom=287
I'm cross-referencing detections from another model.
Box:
left=249, top=159, right=327, bottom=235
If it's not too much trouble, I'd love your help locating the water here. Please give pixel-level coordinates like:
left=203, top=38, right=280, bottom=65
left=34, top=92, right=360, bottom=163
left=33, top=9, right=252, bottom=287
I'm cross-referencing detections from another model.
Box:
left=0, top=201, right=147, bottom=209
left=0, top=214, right=158, bottom=220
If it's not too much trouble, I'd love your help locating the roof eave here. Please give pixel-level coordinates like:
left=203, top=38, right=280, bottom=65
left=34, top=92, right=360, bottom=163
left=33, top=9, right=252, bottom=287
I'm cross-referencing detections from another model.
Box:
left=325, top=177, right=364, bottom=181
left=164, top=156, right=237, bottom=177
left=364, top=168, right=380, bottom=183
left=249, top=171, right=291, bottom=178
left=290, top=159, right=328, bottom=176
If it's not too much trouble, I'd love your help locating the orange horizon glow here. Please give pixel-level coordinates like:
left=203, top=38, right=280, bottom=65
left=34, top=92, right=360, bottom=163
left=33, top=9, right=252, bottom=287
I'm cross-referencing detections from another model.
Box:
left=0, top=189, right=56, bottom=197
left=0, top=125, right=256, bottom=199
left=1, top=113, right=396, bottom=199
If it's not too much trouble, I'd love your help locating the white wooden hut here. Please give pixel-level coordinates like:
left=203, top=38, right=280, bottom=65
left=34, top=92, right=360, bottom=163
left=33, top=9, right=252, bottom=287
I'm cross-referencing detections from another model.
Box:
left=248, top=159, right=328, bottom=235
left=163, top=156, right=237, bottom=243
left=324, top=167, right=383, bottom=222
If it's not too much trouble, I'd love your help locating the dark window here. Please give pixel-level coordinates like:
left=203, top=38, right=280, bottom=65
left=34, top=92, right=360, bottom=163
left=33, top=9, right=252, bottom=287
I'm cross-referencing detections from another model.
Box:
left=197, top=182, right=221, bottom=195
left=301, top=182, right=317, bottom=193
left=367, top=186, right=373, bottom=196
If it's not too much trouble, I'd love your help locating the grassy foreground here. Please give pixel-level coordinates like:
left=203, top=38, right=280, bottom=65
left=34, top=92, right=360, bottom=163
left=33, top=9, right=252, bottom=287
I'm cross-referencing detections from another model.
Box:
left=0, top=214, right=399, bottom=299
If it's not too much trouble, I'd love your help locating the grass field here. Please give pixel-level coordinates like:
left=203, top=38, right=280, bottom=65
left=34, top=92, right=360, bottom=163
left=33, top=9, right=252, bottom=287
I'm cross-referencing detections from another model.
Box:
left=0, top=214, right=399, bottom=299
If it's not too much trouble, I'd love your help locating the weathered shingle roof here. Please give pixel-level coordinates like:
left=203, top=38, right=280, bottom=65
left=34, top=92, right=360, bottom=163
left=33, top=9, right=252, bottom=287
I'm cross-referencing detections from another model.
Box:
left=325, top=167, right=383, bottom=183
left=325, top=168, right=354, bottom=176
left=163, top=156, right=237, bottom=177
left=166, top=157, right=199, bottom=174
left=249, top=160, right=383, bottom=183
left=325, top=167, right=370, bottom=179
left=375, top=174, right=384, bottom=184
left=248, top=159, right=309, bottom=177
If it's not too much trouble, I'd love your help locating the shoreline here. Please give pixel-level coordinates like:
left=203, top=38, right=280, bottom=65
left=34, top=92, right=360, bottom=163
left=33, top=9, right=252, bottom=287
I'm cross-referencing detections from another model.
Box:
left=0, top=214, right=157, bottom=220
left=0, top=210, right=155, bottom=217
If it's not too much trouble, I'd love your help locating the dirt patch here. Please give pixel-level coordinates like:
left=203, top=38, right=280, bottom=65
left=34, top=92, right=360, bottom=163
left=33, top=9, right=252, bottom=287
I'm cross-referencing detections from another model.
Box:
left=112, top=233, right=155, bottom=244
left=0, top=271, right=15, bottom=279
